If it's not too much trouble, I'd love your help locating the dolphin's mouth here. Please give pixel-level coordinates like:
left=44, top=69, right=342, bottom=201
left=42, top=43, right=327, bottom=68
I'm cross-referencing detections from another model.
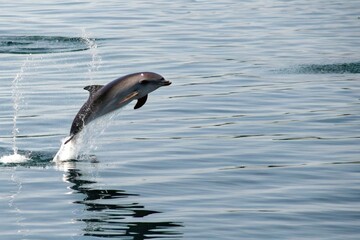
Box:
left=161, top=79, right=172, bottom=86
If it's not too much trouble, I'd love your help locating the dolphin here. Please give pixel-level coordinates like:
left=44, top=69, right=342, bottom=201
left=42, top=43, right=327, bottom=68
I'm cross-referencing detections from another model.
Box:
left=65, top=72, right=171, bottom=144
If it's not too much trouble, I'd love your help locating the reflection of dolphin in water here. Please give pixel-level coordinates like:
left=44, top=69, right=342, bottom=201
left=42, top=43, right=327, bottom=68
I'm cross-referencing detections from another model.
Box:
left=63, top=163, right=182, bottom=238
left=66, top=72, right=171, bottom=144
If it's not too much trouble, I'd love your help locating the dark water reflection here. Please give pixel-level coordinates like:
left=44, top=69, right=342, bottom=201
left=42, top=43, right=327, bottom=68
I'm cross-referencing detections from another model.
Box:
left=64, top=165, right=182, bottom=239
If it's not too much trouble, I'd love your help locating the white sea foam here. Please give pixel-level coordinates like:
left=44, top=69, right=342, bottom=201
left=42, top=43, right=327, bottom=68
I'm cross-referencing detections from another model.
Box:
left=0, top=153, right=28, bottom=164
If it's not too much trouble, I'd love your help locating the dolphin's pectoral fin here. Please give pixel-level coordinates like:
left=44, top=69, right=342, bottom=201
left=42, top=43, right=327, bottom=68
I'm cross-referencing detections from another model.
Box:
left=84, top=85, right=104, bottom=96
left=134, top=94, right=148, bottom=109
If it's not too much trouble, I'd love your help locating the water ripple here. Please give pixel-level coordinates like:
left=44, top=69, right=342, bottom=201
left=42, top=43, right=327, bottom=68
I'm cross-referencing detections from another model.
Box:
left=280, top=62, right=360, bottom=74
left=0, top=36, right=98, bottom=54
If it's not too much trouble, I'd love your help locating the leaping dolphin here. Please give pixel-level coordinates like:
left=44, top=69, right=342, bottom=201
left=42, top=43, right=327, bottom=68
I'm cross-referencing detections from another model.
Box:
left=65, top=72, right=171, bottom=144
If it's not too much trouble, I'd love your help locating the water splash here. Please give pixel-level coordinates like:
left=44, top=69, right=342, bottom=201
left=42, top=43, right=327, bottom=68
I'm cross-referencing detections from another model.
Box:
left=53, top=32, right=103, bottom=162
left=12, top=61, right=25, bottom=155
left=0, top=57, right=31, bottom=164
left=53, top=110, right=121, bottom=162
left=52, top=136, right=79, bottom=162
left=0, top=154, right=28, bottom=164
left=82, top=29, right=102, bottom=85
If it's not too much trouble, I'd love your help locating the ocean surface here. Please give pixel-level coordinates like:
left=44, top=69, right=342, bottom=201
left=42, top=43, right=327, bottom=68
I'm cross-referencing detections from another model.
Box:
left=0, top=0, right=359, bottom=239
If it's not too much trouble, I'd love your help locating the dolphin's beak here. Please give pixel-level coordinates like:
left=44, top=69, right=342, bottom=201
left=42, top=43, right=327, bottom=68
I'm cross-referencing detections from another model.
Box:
left=161, top=79, right=172, bottom=86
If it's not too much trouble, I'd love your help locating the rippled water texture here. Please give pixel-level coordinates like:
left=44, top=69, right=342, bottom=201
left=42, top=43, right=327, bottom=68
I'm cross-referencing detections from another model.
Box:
left=0, top=1, right=360, bottom=240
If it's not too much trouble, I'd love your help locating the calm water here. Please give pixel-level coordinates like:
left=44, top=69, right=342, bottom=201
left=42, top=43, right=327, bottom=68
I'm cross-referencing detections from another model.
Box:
left=1, top=1, right=360, bottom=239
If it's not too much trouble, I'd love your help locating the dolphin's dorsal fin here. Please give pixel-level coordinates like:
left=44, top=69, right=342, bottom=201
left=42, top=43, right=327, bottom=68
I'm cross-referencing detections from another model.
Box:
left=84, top=85, right=104, bottom=96
left=134, top=94, right=148, bottom=109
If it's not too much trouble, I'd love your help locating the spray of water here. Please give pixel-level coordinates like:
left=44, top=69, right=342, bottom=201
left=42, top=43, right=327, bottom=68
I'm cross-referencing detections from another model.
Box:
left=53, top=108, right=124, bottom=163
left=12, top=63, right=24, bottom=155
left=82, top=29, right=102, bottom=85
left=0, top=56, right=36, bottom=237
left=0, top=57, right=31, bottom=163
left=53, top=31, right=103, bottom=162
